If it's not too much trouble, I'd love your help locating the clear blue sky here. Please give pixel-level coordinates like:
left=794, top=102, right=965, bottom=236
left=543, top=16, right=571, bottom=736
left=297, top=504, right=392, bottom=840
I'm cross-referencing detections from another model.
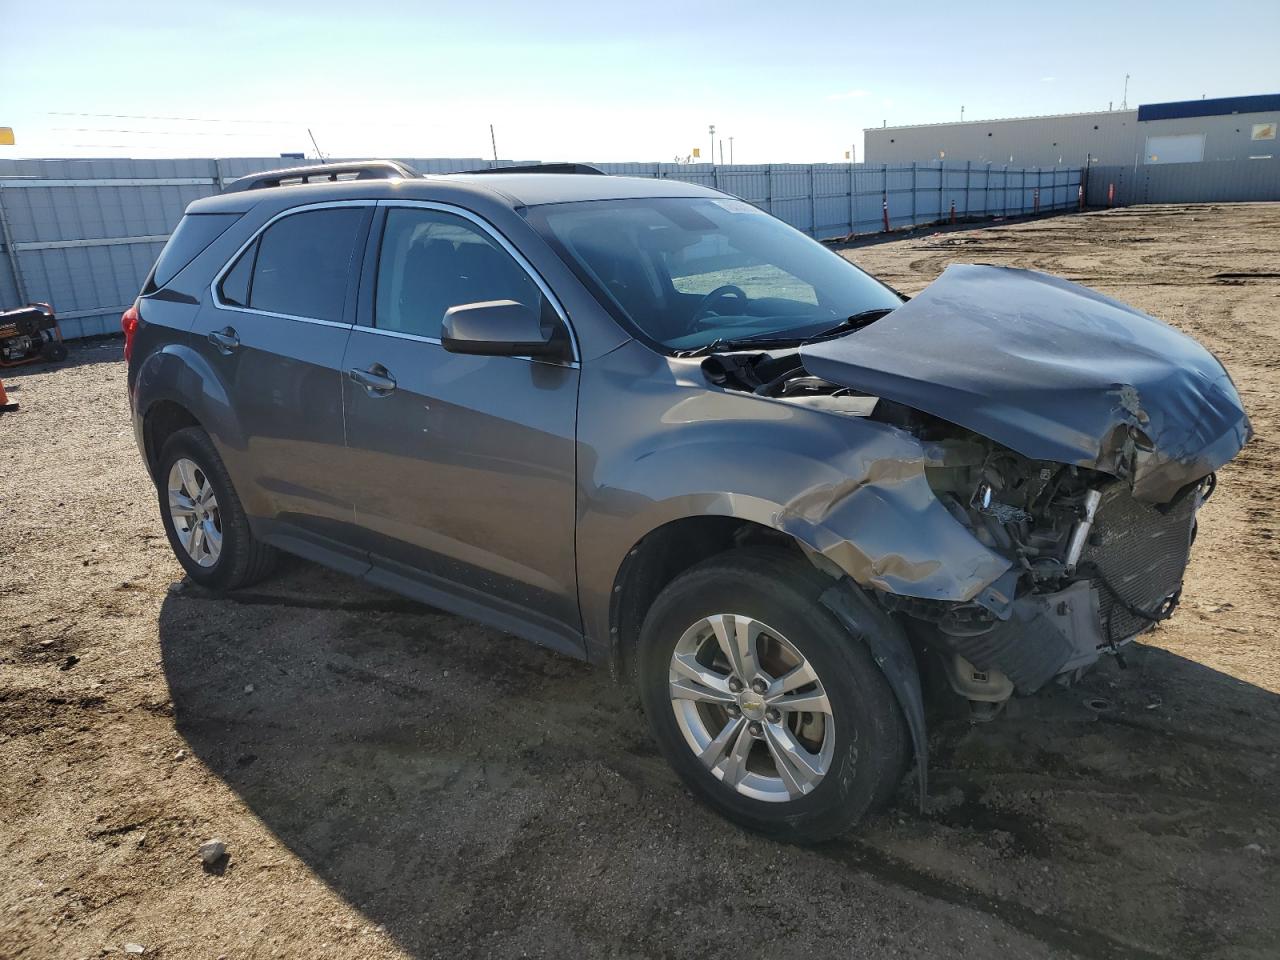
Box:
left=3, top=0, right=1278, bottom=162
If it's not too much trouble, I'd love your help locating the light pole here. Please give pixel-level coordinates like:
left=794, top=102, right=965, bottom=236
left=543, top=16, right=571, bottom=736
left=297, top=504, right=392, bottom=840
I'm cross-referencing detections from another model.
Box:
left=729, top=136, right=734, bottom=164
left=709, top=124, right=715, bottom=165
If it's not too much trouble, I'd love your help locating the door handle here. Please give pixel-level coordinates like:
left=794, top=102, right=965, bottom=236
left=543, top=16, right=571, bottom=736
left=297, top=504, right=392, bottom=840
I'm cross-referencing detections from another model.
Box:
left=349, top=364, right=397, bottom=396
left=208, top=326, right=240, bottom=354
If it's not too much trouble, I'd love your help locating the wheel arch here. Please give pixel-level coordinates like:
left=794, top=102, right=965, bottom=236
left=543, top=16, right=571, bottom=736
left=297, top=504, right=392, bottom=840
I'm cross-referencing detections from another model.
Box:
left=607, top=514, right=821, bottom=683
left=142, top=399, right=202, bottom=478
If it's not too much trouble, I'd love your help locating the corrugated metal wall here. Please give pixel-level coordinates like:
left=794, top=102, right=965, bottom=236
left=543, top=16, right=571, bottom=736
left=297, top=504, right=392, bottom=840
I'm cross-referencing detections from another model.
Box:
left=0, top=157, right=1082, bottom=340
left=1085, top=157, right=1280, bottom=205
left=866, top=105, right=1280, bottom=169
left=865, top=111, right=1142, bottom=167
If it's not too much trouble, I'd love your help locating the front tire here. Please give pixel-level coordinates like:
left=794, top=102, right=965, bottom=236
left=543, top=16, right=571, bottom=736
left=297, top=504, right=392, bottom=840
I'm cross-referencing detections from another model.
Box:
left=637, top=549, right=908, bottom=842
left=156, top=427, right=277, bottom=590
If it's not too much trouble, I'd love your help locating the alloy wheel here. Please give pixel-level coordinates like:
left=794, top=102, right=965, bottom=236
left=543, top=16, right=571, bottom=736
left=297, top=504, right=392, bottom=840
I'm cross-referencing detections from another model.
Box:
left=669, top=613, right=835, bottom=802
left=167, top=457, right=223, bottom=567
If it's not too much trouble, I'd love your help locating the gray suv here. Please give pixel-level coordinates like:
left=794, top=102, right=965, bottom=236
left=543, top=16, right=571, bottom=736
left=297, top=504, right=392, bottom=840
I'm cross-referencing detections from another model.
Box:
left=126, top=161, right=1250, bottom=841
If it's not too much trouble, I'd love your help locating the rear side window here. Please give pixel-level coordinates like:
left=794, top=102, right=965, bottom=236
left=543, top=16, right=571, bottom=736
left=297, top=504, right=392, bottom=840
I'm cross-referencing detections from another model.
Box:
left=218, top=246, right=254, bottom=307
left=148, top=213, right=240, bottom=291
left=236, top=208, right=366, bottom=323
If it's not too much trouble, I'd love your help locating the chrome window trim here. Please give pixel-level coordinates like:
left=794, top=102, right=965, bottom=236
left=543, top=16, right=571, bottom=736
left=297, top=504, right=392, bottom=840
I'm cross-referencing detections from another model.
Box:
left=372, top=199, right=581, bottom=364
left=213, top=307, right=352, bottom=329
left=208, top=199, right=377, bottom=326
left=362, top=326, right=442, bottom=345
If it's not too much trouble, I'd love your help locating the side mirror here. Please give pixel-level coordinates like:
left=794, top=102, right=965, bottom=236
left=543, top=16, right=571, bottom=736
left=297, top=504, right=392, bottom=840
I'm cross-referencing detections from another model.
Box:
left=441, top=300, right=568, bottom=361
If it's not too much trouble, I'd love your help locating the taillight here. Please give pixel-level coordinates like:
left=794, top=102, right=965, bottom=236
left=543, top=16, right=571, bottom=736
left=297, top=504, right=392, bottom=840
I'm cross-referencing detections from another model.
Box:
left=121, top=301, right=140, bottom=361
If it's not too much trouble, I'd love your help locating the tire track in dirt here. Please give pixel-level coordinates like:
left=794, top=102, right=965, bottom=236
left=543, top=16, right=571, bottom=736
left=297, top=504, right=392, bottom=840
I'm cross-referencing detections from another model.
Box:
left=820, top=841, right=1173, bottom=960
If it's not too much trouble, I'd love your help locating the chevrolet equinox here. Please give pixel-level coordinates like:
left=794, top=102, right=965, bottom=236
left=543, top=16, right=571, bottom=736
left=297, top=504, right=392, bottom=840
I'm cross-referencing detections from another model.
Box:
left=125, top=160, right=1251, bottom=841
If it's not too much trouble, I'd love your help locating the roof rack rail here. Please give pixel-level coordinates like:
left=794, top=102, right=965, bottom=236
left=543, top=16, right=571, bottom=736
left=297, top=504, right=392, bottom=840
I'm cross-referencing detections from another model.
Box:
left=456, top=162, right=606, bottom=176
left=221, top=160, right=418, bottom=194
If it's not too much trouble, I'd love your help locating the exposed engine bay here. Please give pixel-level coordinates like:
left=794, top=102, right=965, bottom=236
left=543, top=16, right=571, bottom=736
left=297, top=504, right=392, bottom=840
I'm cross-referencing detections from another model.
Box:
left=704, top=346, right=1215, bottom=714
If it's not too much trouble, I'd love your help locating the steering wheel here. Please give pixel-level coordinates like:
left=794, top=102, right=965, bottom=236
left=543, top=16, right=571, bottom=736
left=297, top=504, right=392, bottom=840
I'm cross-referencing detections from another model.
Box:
left=691, top=284, right=749, bottom=326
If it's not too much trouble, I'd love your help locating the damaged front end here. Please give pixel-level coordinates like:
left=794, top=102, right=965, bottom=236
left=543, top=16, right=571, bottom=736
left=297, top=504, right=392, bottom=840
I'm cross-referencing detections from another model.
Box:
left=707, top=264, right=1251, bottom=715
left=906, top=440, right=1214, bottom=710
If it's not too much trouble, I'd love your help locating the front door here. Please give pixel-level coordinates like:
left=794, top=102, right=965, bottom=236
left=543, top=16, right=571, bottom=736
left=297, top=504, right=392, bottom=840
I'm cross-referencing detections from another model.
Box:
left=341, top=204, right=581, bottom=646
left=192, top=203, right=371, bottom=555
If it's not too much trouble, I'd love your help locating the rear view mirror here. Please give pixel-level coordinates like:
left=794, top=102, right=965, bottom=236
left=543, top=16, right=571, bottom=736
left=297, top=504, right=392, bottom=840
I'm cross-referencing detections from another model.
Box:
left=441, top=300, right=568, bottom=361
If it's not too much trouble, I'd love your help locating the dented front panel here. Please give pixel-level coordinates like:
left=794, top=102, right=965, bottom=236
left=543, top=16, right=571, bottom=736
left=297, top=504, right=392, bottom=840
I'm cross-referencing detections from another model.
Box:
left=801, top=264, right=1251, bottom=503
left=574, top=340, right=1012, bottom=657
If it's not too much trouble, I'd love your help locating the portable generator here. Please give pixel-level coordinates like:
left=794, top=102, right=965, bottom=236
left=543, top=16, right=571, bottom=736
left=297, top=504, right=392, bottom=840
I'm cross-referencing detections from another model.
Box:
left=0, top=302, right=67, bottom=367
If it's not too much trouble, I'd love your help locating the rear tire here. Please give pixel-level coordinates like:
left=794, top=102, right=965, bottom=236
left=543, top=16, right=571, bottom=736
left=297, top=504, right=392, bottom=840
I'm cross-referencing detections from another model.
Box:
left=637, top=548, right=908, bottom=842
left=156, top=427, right=277, bottom=590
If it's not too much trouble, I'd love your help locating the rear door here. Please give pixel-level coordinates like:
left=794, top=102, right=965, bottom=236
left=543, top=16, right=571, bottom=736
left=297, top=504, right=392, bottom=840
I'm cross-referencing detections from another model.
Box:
left=192, top=202, right=372, bottom=560
left=341, top=202, right=582, bottom=649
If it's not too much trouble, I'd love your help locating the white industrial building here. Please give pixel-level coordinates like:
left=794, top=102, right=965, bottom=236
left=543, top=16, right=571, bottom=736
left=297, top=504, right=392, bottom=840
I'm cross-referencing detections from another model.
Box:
left=864, top=94, right=1280, bottom=168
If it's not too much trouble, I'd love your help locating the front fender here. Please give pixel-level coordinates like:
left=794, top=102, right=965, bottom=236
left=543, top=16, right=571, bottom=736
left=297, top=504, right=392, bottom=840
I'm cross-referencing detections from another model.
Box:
left=575, top=342, right=1011, bottom=649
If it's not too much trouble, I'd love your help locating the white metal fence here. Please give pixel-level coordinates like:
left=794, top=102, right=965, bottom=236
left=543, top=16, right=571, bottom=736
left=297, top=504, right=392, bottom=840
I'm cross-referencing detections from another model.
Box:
left=0, top=157, right=1083, bottom=340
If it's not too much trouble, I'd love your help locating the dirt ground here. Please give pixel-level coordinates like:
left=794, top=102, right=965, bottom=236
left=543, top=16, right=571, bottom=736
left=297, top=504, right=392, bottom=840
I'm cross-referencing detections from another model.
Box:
left=1, top=203, right=1277, bottom=960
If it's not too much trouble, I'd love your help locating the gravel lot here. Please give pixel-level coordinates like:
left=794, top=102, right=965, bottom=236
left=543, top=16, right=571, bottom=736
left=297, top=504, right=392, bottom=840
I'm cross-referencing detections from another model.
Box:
left=1, top=203, right=1277, bottom=960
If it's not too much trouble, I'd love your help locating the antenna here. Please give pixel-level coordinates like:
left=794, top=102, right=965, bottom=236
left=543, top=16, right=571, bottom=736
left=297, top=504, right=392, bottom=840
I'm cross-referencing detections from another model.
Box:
left=307, top=128, right=327, bottom=161
left=1121, top=74, right=1130, bottom=110
left=490, top=124, right=498, bottom=162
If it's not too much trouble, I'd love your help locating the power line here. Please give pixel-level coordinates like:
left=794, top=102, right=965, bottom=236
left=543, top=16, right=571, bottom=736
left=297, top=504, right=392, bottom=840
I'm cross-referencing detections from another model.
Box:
left=48, top=111, right=434, bottom=133
left=48, top=111, right=291, bottom=125
left=54, top=127, right=292, bottom=137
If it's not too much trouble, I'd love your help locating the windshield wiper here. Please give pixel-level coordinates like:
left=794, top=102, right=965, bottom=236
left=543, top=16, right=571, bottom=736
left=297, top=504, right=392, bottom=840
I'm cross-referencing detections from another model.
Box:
left=673, top=306, right=899, bottom=357
left=805, top=307, right=897, bottom=341
left=673, top=333, right=809, bottom=358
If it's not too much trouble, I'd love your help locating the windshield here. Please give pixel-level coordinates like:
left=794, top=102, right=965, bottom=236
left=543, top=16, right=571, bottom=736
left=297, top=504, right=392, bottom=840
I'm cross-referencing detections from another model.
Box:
left=526, top=197, right=902, bottom=351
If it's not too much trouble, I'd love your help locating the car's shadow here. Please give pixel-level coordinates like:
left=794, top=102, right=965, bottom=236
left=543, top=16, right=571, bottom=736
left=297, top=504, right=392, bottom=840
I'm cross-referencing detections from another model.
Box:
left=158, top=559, right=1280, bottom=958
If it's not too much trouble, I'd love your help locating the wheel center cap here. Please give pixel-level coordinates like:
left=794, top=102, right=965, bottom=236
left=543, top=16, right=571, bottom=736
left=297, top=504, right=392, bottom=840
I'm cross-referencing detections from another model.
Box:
left=738, top=693, right=766, bottom=721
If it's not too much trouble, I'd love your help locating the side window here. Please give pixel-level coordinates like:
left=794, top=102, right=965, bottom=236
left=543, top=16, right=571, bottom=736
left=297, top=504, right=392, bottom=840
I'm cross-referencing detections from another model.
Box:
left=218, top=244, right=255, bottom=306
left=375, top=208, right=543, bottom=338
left=245, top=208, right=365, bottom=322
left=149, top=213, right=240, bottom=292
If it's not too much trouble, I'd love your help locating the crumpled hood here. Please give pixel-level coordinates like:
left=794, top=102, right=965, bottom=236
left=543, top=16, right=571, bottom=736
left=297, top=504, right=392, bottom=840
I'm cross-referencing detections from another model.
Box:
left=801, top=264, right=1251, bottom=502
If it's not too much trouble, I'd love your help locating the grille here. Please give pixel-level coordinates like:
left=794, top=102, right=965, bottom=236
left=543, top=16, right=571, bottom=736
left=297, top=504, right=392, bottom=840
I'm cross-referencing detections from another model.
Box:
left=1080, top=483, right=1197, bottom=643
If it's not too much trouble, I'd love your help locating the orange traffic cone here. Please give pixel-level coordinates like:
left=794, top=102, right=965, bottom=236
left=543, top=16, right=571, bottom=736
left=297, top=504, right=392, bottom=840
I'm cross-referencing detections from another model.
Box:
left=0, top=377, right=17, bottom=413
